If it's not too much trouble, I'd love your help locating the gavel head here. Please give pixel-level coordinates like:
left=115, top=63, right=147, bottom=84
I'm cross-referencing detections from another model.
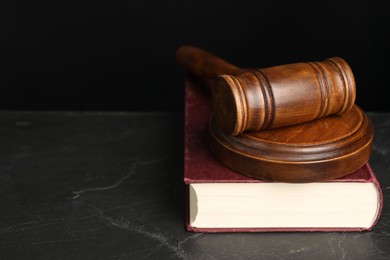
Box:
left=212, top=57, right=356, bottom=136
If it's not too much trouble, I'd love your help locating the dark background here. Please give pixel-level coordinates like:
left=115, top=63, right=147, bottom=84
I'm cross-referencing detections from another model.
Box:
left=1, top=0, right=389, bottom=112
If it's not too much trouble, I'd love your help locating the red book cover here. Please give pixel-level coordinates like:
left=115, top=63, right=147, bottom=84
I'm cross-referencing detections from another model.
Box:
left=183, top=75, right=383, bottom=233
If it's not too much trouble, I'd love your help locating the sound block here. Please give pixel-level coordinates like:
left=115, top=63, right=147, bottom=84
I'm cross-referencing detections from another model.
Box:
left=208, top=105, right=373, bottom=183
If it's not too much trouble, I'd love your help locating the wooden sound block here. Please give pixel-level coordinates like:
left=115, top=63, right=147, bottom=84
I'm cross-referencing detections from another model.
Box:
left=208, top=105, right=374, bottom=183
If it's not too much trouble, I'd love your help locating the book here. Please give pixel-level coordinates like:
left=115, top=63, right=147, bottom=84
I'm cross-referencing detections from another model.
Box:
left=184, top=75, right=383, bottom=232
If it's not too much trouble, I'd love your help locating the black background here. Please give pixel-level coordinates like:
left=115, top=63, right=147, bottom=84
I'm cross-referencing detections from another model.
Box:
left=1, top=0, right=389, bottom=112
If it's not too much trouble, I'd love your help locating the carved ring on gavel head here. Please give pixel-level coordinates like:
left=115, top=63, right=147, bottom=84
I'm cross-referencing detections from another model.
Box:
left=212, top=57, right=356, bottom=136
left=176, top=46, right=371, bottom=182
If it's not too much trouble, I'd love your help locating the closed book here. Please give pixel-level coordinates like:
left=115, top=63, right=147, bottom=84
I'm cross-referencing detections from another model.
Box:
left=184, top=75, right=383, bottom=233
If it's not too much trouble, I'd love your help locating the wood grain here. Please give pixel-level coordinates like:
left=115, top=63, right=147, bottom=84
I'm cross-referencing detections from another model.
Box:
left=176, top=46, right=356, bottom=136
left=177, top=46, right=373, bottom=182
left=208, top=105, right=373, bottom=182
left=214, top=58, right=356, bottom=136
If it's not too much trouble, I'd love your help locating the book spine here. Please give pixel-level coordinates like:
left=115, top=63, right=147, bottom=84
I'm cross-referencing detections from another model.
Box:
left=366, top=163, right=384, bottom=230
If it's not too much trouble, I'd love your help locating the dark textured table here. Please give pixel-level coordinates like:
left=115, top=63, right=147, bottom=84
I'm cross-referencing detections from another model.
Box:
left=0, top=111, right=389, bottom=260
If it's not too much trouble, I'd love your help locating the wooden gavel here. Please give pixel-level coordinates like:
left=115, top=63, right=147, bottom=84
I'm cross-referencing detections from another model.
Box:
left=176, top=45, right=356, bottom=136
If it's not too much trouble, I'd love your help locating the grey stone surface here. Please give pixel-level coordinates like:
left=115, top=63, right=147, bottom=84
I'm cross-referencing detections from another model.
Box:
left=0, top=111, right=388, bottom=260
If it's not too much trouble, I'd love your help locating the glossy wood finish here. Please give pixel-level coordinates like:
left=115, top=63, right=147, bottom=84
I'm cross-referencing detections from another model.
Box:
left=214, top=58, right=356, bottom=136
left=176, top=46, right=356, bottom=136
left=208, top=105, right=374, bottom=182
left=176, top=46, right=373, bottom=182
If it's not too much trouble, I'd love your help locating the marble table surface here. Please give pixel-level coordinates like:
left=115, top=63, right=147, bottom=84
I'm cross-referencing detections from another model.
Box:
left=0, top=111, right=389, bottom=260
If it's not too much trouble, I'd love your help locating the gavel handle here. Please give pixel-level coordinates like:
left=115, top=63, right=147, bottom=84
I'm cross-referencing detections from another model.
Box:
left=175, top=45, right=245, bottom=78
